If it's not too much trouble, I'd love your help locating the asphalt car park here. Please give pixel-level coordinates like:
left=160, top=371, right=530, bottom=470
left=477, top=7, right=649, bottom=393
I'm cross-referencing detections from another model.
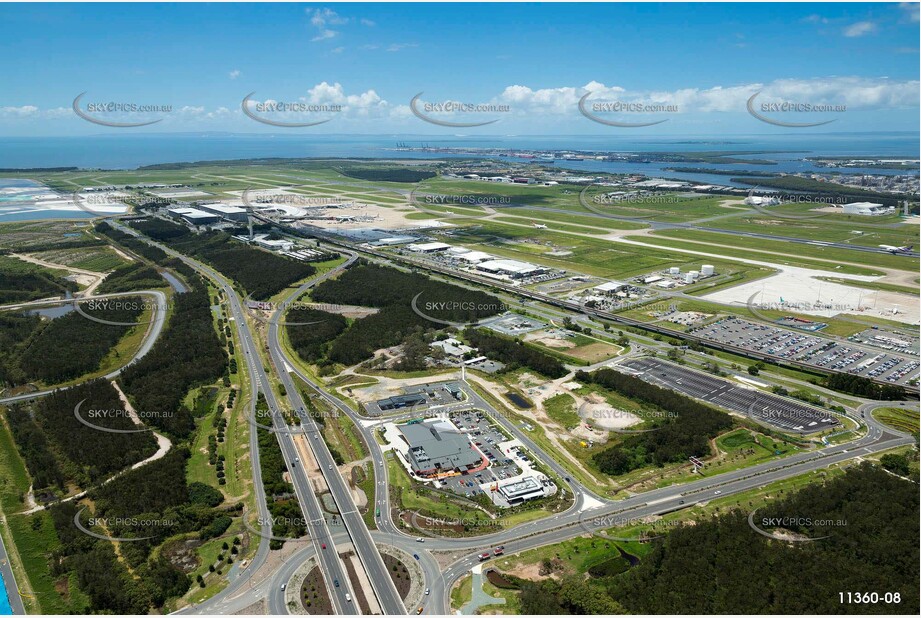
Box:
left=691, top=317, right=919, bottom=386
left=435, top=409, right=522, bottom=498
left=621, top=357, right=840, bottom=434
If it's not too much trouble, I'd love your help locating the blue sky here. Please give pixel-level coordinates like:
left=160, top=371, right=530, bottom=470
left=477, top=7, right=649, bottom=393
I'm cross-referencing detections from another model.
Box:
left=1, top=2, right=918, bottom=135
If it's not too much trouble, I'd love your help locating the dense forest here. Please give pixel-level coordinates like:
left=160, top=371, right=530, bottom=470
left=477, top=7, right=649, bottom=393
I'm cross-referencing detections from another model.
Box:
left=292, top=262, right=504, bottom=366
left=285, top=307, right=349, bottom=364
left=465, top=328, right=568, bottom=378
left=96, top=261, right=166, bottom=294
left=0, top=301, right=143, bottom=385
left=117, top=278, right=226, bottom=438
left=0, top=311, right=41, bottom=385
left=609, top=464, right=918, bottom=613
left=514, top=464, right=918, bottom=614
left=48, top=448, right=231, bottom=613
left=95, top=221, right=170, bottom=263
left=577, top=368, right=734, bottom=475
left=6, top=380, right=158, bottom=497
left=826, top=373, right=905, bottom=401
left=0, top=256, right=79, bottom=303
left=127, top=218, right=316, bottom=300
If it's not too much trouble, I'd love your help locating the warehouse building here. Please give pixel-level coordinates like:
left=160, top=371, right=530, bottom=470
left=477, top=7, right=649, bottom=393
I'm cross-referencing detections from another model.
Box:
left=476, top=259, right=546, bottom=279
left=406, top=241, right=452, bottom=253
left=397, top=419, right=482, bottom=477
left=594, top=281, right=627, bottom=294
left=197, top=202, right=249, bottom=222
left=168, top=207, right=220, bottom=225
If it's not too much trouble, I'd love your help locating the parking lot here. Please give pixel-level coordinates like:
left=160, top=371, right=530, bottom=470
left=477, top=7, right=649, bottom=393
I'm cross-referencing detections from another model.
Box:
left=435, top=408, right=524, bottom=499
left=620, top=357, right=841, bottom=434
left=691, top=317, right=919, bottom=386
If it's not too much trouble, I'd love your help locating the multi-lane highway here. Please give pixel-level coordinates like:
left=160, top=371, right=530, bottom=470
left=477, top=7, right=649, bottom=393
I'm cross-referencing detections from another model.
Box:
left=27, top=220, right=913, bottom=617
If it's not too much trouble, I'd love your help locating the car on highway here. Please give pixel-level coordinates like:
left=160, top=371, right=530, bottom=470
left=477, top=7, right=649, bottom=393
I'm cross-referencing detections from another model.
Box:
left=328, top=464, right=333, bottom=470
left=416, top=607, right=424, bottom=614
left=413, top=553, right=420, bottom=560
left=281, top=583, right=286, bottom=591
left=416, top=537, right=425, bottom=542
left=714, top=490, right=722, bottom=495
left=321, top=543, right=327, bottom=549
left=345, top=593, right=352, bottom=603
left=478, top=552, right=491, bottom=561
left=334, top=579, right=340, bottom=588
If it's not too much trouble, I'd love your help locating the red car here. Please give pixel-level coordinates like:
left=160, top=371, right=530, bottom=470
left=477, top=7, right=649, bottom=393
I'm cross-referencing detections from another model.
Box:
left=321, top=543, right=327, bottom=550
left=478, top=552, right=491, bottom=562
left=493, top=547, right=504, bottom=556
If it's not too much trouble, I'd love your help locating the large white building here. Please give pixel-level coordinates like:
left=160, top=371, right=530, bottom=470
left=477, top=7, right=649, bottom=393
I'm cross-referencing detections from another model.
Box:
left=406, top=241, right=451, bottom=253
left=197, top=202, right=249, bottom=222
left=477, top=259, right=546, bottom=279
left=842, top=202, right=893, bottom=216
left=167, top=207, right=219, bottom=225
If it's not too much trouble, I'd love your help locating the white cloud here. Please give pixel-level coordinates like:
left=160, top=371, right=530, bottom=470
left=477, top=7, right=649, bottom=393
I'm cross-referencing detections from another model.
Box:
left=331, top=47, right=345, bottom=54
left=484, top=77, right=919, bottom=115
left=843, top=21, right=878, bottom=37
left=229, top=69, right=241, bottom=80
left=312, top=29, right=337, bottom=42
left=386, top=43, right=418, bottom=52
left=360, top=18, right=376, bottom=27
left=0, top=105, right=39, bottom=117
left=900, top=2, right=920, bottom=22
left=308, top=7, right=349, bottom=42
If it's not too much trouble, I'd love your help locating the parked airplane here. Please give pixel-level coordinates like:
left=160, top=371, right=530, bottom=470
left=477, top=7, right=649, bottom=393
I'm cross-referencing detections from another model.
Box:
left=532, top=222, right=547, bottom=229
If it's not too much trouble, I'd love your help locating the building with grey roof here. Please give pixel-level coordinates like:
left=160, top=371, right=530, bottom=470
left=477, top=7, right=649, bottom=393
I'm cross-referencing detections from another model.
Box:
left=397, top=419, right=482, bottom=477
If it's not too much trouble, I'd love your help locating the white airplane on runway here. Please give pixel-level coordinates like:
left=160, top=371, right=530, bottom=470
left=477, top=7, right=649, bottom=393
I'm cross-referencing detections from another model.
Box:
left=532, top=222, right=547, bottom=229
left=879, top=244, right=913, bottom=254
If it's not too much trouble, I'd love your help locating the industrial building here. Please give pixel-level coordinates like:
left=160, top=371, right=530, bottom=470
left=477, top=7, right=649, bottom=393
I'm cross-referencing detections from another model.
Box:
left=197, top=202, right=249, bottom=222
left=842, top=202, right=893, bottom=216
left=406, top=241, right=452, bottom=253
left=430, top=337, right=475, bottom=358
left=167, top=207, right=220, bottom=225
left=594, top=281, right=627, bottom=294
left=397, top=419, right=482, bottom=477
left=476, top=259, right=546, bottom=279
left=457, top=250, right=494, bottom=264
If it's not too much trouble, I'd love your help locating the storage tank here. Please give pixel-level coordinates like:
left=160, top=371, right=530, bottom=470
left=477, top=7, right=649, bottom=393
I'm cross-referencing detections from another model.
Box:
left=684, top=272, right=695, bottom=284
left=668, top=266, right=680, bottom=275
left=689, top=270, right=700, bottom=279
left=701, top=264, right=715, bottom=276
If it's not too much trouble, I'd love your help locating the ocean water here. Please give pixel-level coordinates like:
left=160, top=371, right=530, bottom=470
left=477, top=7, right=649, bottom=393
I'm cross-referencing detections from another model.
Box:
left=0, top=132, right=917, bottom=171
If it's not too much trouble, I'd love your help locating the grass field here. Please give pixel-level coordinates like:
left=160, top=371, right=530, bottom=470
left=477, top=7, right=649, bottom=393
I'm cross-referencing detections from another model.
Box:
left=646, top=229, right=916, bottom=273
left=872, top=407, right=920, bottom=436
left=542, top=393, right=580, bottom=430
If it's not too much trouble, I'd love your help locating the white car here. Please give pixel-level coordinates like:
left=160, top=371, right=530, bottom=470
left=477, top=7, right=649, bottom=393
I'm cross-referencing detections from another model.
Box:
left=425, top=588, right=430, bottom=595
left=345, top=593, right=352, bottom=603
